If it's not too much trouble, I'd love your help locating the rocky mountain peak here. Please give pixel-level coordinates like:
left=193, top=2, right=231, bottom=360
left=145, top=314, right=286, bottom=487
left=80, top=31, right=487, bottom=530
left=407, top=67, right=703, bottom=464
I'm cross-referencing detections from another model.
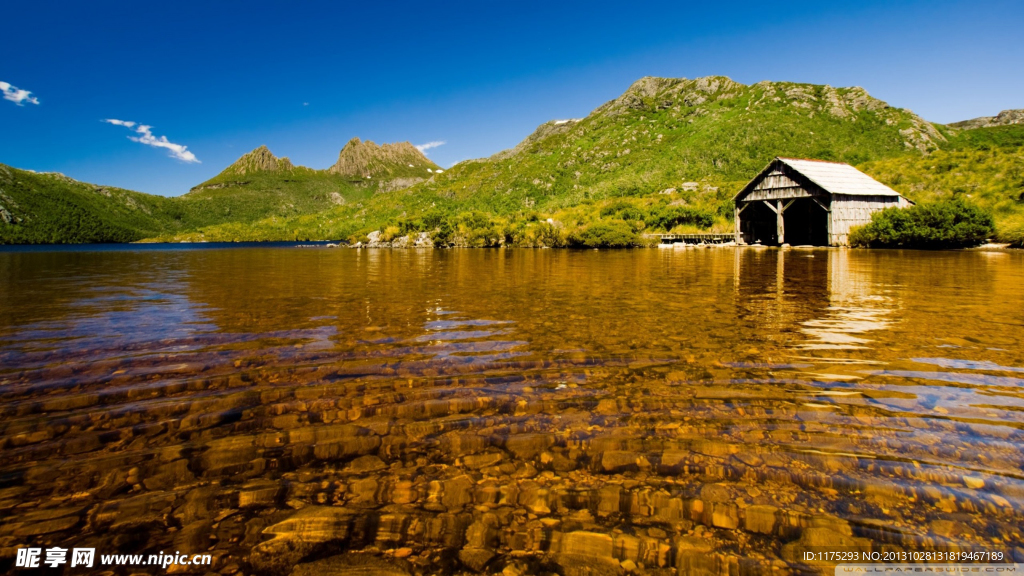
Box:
left=603, top=75, right=745, bottom=114
left=328, top=138, right=438, bottom=178
left=223, top=145, right=294, bottom=176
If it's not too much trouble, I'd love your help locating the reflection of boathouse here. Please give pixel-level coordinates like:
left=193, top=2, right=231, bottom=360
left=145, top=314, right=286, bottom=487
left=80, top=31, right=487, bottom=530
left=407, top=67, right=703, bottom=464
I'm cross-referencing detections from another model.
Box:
left=732, top=248, right=894, bottom=350
left=734, top=158, right=912, bottom=246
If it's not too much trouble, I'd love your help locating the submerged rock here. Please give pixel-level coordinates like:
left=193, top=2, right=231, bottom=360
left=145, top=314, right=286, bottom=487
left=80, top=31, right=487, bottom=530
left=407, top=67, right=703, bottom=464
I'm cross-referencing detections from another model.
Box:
left=250, top=507, right=355, bottom=574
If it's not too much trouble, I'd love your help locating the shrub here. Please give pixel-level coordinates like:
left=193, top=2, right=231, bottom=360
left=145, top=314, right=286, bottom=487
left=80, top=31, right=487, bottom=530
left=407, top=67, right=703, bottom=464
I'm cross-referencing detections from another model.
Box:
left=996, top=214, right=1024, bottom=247
left=716, top=197, right=735, bottom=219
left=515, top=221, right=568, bottom=247
left=380, top=225, right=403, bottom=242
left=646, top=206, right=715, bottom=231
left=453, top=211, right=504, bottom=247
left=570, top=221, right=639, bottom=248
left=430, top=219, right=455, bottom=246
left=457, top=210, right=493, bottom=230
left=600, top=201, right=645, bottom=221
left=849, top=198, right=994, bottom=249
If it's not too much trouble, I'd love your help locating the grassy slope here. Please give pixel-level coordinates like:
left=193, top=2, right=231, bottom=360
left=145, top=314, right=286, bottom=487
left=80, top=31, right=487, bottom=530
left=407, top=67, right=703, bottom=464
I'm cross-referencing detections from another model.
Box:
left=0, top=162, right=379, bottom=244
left=170, top=168, right=376, bottom=231
left=0, top=164, right=187, bottom=244
left=169, top=76, right=947, bottom=243
left=859, top=125, right=1024, bottom=245
left=0, top=147, right=404, bottom=244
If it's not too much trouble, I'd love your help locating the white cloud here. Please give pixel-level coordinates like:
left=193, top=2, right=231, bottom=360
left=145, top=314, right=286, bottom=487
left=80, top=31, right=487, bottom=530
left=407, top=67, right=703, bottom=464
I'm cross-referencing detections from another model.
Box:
left=0, top=81, right=40, bottom=105
left=415, top=140, right=446, bottom=153
left=103, top=119, right=200, bottom=163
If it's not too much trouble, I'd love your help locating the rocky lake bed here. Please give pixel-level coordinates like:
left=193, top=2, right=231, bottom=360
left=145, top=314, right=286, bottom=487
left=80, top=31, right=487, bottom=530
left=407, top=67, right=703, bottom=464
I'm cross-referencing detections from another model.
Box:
left=1, top=247, right=1022, bottom=575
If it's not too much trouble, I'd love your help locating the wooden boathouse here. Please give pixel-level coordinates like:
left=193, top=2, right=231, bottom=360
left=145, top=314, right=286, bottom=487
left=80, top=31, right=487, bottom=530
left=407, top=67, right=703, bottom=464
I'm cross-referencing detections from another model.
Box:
left=734, top=157, right=912, bottom=246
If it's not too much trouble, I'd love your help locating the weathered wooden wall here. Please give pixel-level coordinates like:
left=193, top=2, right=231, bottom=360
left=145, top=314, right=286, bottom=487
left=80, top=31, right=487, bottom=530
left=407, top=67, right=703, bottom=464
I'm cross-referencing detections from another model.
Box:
left=741, top=169, right=813, bottom=201
left=829, top=194, right=902, bottom=245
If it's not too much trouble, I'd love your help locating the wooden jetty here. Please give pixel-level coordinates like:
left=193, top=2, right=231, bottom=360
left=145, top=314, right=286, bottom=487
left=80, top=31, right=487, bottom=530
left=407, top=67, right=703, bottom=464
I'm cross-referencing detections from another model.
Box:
left=645, top=233, right=735, bottom=245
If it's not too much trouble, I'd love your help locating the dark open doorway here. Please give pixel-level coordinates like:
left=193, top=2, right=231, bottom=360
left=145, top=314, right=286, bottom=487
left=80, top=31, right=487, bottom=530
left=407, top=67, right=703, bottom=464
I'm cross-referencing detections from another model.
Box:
left=739, top=198, right=830, bottom=246
left=739, top=201, right=779, bottom=245
left=782, top=198, right=829, bottom=246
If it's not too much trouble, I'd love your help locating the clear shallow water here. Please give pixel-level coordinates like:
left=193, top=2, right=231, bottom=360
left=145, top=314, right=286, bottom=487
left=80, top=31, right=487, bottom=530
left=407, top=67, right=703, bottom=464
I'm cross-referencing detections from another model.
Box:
left=0, top=247, right=1022, bottom=575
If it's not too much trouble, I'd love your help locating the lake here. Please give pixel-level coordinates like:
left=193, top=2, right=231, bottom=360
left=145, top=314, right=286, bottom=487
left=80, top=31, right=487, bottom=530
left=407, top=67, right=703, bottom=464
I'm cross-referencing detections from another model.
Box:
left=1, top=246, right=1022, bottom=575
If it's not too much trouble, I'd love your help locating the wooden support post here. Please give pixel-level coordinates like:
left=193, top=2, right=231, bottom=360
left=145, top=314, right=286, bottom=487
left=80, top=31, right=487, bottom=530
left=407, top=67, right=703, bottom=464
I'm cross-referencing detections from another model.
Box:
left=776, top=199, right=785, bottom=245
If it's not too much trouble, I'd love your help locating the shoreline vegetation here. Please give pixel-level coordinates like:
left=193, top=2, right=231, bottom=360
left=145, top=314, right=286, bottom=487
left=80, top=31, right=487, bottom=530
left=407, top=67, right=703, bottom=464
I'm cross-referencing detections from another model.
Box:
left=850, top=198, right=996, bottom=249
left=3, top=76, right=1023, bottom=249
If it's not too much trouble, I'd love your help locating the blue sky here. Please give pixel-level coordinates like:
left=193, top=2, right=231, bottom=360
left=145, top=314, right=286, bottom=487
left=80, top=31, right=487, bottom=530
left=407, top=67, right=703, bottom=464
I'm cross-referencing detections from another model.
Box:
left=2, top=0, right=1022, bottom=196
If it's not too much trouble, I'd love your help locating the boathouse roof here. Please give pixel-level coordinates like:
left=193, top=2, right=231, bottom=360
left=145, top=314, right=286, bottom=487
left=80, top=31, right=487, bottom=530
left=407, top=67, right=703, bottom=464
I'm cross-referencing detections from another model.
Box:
left=735, top=157, right=902, bottom=200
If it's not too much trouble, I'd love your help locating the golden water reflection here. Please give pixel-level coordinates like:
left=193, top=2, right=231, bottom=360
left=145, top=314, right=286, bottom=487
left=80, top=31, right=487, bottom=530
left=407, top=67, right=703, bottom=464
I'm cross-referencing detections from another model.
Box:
left=0, top=246, right=1023, bottom=575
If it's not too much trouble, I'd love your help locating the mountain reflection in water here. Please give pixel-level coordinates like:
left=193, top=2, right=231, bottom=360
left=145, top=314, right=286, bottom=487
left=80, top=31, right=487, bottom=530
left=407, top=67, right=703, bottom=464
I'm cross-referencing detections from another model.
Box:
left=0, top=247, right=1022, bottom=575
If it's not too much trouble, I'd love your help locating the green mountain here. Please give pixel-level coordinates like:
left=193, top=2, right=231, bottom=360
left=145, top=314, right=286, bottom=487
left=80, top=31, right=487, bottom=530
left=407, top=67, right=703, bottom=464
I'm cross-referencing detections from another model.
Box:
left=178, top=145, right=371, bottom=230
left=3, top=76, right=1021, bottom=247
left=1, top=141, right=439, bottom=244
left=170, top=76, right=977, bottom=245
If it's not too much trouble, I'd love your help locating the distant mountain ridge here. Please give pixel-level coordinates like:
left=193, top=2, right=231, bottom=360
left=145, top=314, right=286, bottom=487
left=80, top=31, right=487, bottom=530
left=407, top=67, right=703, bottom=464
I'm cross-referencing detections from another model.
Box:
left=3, top=75, right=1022, bottom=245
left=192, top=139, right=439, bottom=194
left=949, top=109, right=1024, bottom=130
left=160, top=75, right=1024, bottom=246
left=1, top=135, right=442, bottom=244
